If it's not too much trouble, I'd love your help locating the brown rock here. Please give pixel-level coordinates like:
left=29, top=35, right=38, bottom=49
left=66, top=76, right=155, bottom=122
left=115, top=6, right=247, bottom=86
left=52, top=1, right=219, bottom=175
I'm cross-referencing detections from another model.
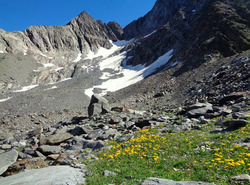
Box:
left=6, top=157, right=45, bottom=175
left=40, top=129, right=73, bottom=145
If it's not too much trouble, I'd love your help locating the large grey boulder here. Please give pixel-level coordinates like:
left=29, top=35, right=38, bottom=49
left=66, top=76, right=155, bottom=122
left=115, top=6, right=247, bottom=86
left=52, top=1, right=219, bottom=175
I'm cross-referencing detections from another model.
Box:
left=184, top=102, right=213, bottom=118
left=0, top=166, right=86, bottom=185
left=142, top=178, right=215, bottom=185
left=40, top=129, right=73, bottom=145
left=88, top=94, right=111, bottom=118
left=38, top=145, right=61, bottom=155
left=0, top=149, right=18, bottom=175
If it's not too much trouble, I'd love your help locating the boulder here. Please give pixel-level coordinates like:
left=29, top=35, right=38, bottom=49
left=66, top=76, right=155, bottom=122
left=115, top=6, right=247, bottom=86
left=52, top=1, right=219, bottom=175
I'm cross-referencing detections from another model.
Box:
left=103, top=170, right=116, bottom=177
left=67, top=137, right=105, bottom=151
left=0, top=166, right=86, bottom=185
left=142, top=178, right=215, bottom=185
left=0, top=149, right=18, bottom=175
left=88, top=94, right=111, bottom=118
left=230, top=174, right=250, bottom=183
left=219, top=92, right=250, bottom=105
left=184, top=102, right=213, bottom=118
left=6, top=157, right=45, bottom=175
left=40, top=129, right=73, bottom=145
left=38, top=145, right=62, bottom=155
left=223, top=119, right=248, bottom=128
left=87, top=129, right=104, bottom=140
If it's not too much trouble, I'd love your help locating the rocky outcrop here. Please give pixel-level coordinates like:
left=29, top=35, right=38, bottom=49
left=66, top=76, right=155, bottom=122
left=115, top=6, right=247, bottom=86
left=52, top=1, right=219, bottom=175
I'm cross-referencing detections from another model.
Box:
left=123, top=0, right=250, bottom=71
left=122, top=0, right=190, bottom=40
left=0, top=11, right=121, bottom=55
left=107, top=21, right=123, bottom=40
left=88, top=94, right=111, bottom=118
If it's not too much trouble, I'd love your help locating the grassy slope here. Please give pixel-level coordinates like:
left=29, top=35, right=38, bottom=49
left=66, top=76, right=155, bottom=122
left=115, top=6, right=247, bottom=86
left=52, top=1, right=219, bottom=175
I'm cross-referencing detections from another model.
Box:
left=82, top=116, right=250, bottom=185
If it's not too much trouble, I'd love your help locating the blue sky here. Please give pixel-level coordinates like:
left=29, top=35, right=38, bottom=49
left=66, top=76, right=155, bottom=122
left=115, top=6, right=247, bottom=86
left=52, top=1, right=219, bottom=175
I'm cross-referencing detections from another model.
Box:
left=0, top=0, right=156, bottom=32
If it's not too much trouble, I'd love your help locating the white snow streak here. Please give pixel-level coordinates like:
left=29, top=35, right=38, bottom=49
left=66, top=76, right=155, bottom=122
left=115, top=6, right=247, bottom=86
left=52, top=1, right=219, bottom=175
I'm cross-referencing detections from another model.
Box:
left=43, top=63, right=55, bottom=68
left=0, top=50, right=4, bottom=53
left=45, top=86, right=57, bottom=91
left=143, top=30, right=157, bottom=38
left=14, top=85, right=38, bottom=92
left=55, top=67, right=64, bottom=71
left=0, top=97, right=12, bottom=103
left=73, top=53, right=82, bottom=63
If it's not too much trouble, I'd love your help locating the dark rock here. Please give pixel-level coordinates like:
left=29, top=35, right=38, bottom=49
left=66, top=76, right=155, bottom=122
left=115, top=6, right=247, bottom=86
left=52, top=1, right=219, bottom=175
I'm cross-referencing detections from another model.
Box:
left=107, top=22, right=123, bottom=40
left=69, top=126, right=86, bottom=136
left=111, top=107, right=124, bottom=112
left=154, top=92, right=165, bottom=98
left=243, top=137, right=250, bottom=143
left=135, top=119, right=151, bottom=128
left=219, top=92, right=250, bottom=105
left=223, top=119, right=248, bottom=128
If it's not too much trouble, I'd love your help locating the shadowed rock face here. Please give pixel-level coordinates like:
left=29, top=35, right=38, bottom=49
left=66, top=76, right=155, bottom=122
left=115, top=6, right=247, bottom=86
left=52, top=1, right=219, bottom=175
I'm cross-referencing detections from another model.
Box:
left=122, top=0, right=190, bottom=40
left=123, top=0, right=250, bottom=71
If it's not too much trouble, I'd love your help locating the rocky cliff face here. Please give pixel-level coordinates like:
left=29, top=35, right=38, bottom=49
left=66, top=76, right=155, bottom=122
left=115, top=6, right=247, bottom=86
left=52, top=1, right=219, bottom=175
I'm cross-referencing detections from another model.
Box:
left=0, top=11, right=120, bottom=55
left=122, top=0, right=192, bottom=40
left=123, top=0, right=250, bottom=71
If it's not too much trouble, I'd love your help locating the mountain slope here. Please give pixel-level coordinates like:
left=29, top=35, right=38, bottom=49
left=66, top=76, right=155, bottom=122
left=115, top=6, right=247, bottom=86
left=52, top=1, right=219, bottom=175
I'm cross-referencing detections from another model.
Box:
left=123, top=0, right=250, bottom=72
left=0, top=0, right=249, bottom=119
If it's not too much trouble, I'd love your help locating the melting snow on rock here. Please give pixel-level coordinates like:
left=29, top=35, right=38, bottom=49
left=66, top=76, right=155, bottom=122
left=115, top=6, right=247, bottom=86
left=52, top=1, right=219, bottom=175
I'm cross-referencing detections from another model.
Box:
left=84, top=39, right=173, bottom=97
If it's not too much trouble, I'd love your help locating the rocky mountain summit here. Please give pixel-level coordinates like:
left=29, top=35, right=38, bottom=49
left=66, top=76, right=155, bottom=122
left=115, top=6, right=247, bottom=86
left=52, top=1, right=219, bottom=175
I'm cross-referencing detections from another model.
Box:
left=0, top=0, right=249, bottom=184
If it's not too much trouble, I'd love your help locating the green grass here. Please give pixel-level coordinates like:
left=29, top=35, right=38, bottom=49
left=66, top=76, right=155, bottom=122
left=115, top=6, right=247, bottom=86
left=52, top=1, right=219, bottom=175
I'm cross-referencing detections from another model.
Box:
left=83, top=119, right=249, bottom=185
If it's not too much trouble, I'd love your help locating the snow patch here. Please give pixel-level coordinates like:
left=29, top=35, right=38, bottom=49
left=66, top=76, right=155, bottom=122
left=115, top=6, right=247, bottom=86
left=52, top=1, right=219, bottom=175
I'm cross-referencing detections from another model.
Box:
left=171, top=61, right=181, bottom=67
left=86, top=39, right=135, bottom=60
left=192, top=9, right=196, bottom=13
left=55, top=67, right=64, bottom=71
left=40, top=53, right=47, bottom=57
left=23, top=50, right=27, bottom=55
left=60, top=78, right=72, bottom=82
left=0, top=50, right=4, bottom=53
left=45, top=86, right=57, bottom=90
left=85, top=49, right=173, bottom=97
left=43, top=63, right=55, bottom=68
left=73, top=53, right=82, bottom=63
left=0, top=97, right=12, bottom=103
left=14, top=85, right=38, bottom=92
left=143, top=30, right=157, bottom=38
left=113, top=38, right=136, bottom=47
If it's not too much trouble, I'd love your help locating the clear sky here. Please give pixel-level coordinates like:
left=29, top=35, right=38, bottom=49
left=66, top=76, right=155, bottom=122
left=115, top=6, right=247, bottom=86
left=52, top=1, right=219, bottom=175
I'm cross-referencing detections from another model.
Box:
left=0, top=0, right=156, bottom=32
